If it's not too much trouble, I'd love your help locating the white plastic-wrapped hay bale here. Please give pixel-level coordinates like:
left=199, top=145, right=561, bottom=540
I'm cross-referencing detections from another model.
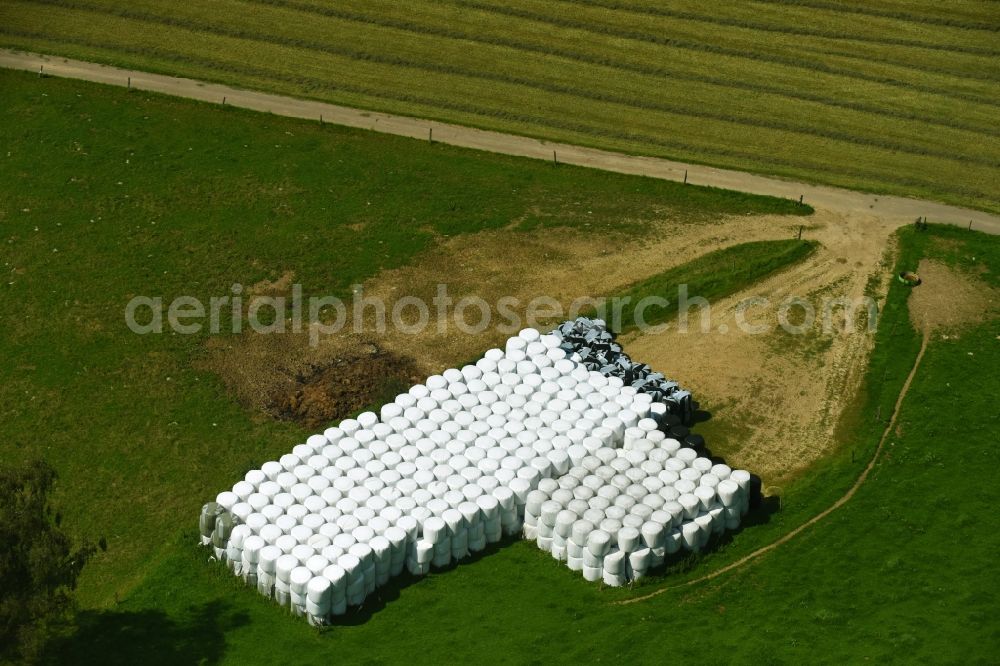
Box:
left=289, top=566, right=311, bottom=616
left=445, top=508, right=468, bottom=561
left=201, top=325, right=760, bottom=619
left=474, top=494, right=499, bottom=549
left=694, top=513, right=714, bottom=549
left=241, top=535, right=264, bottom=586
left=628, top=547, right=652, bottom=581
left=681, top=521, right=702, bottom=552
left=274, top=553, right=297, bottom=606
left=730, top=469, right=752, bottom=514
left=602, top=549, right=626, bottom=587
left=257, top=545, right=281, bottom=598
left=322, top=563, right=347, bottom=616
left=369, top=535, right=392, bottom=585
left=340, top=553, right=365, bottom=607
left=423, top=516, right=450, bottom=568
left=583, top=528, right=611, bottom=582
left=495, top=485, right=520, bottom=536
left=384, top=526, right=408, bottom=576
left=617, top=526, right=641, bottom=554
left=306, top=576, right=332, bottom=625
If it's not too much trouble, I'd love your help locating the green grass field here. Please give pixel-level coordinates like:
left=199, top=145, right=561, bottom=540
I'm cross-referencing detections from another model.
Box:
left=1, top=0, right=997, bottom=211
left=47, top=224, right=1000, bottom=665
left=0, top=69, right=807, bottom=610
left=611, top=239, right=818, bottom=332
left=3, top=70, right=998, bottom=663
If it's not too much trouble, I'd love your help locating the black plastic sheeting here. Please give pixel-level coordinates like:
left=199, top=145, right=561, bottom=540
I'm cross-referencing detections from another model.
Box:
left=551, top=317, right=695, bottom=425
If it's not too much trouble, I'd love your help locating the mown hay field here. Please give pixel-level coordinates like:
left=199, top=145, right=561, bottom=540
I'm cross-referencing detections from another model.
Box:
left=1, top=0, right=997, bottom=211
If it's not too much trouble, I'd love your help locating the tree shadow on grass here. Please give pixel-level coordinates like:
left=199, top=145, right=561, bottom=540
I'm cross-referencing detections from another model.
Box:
left=46, top=600, right=249, bottom=666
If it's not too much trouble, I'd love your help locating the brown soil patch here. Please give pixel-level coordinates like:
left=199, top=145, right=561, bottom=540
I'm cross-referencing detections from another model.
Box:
left=623, top=208, right=902, bottom=482
left=274, top=345, right=423, bottom=429
left=249, top=270, right=295, bottom=296
left=200, top=332, right=422, bottom=429
left=202, top=207, right=904, bottom=482
left=907, top=259, right=996, bottom=336
left=357, top=215, right=810, bottom=372
left=202, top=213, right=782, bottom=428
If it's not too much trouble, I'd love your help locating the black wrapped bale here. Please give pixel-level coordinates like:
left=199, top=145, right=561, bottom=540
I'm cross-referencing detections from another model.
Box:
left=551, top=317, right=696, bottom=426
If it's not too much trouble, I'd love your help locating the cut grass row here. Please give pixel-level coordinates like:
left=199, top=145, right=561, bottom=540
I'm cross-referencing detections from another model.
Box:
left=48, top=225, right=1000, bottom=664
left=25, top=0, right=995, bottom=166
left=0, top=70, right=807, bottom=607
left=4, top=0, right=981, bottom=161
left=759, top=0, right=997, bottom=29
left=249, top=0, right=1000, bottom=129
left=610, top=239, right=818, bottom=332
left=1, top=0, right=997, bottom=210
left=568, top=0, right=999, bottom=53
left=456, top=0, right=996, bottom=83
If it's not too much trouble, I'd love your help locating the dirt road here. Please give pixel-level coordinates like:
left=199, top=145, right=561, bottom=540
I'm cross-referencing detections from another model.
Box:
left=624, top=210, right=897, bottom=480
left=3, top=48, right=998, bottom=235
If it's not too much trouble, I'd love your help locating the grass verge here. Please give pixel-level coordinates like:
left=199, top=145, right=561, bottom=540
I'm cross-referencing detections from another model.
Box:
left=609, top=239, right=817, bottom=332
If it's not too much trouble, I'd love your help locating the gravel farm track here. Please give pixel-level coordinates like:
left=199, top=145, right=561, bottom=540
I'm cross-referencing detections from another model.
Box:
left=3, top=48, right=1000, bottom=235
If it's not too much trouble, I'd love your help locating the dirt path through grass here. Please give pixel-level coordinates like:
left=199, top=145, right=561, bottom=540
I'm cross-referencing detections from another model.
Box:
left=617, top=330, right=930, bottom=605
left=3, top=48, right=999, bottom=234
left=624, top=209, right=897, bottom=480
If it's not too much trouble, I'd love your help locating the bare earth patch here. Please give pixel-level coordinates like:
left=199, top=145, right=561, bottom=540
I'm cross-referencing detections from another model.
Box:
left=202, top=212, right=796, bottom=427
left=907, top=259, right=997, bottom=336
left=200, top=332, right=423, bottom=429
left=623, top=209, right=901, bottom=482
left=274, top=345, right=422, bottom=429
left=202, top=208, right=910, bottom=483
left=249, top=269, right=296, bottom=296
